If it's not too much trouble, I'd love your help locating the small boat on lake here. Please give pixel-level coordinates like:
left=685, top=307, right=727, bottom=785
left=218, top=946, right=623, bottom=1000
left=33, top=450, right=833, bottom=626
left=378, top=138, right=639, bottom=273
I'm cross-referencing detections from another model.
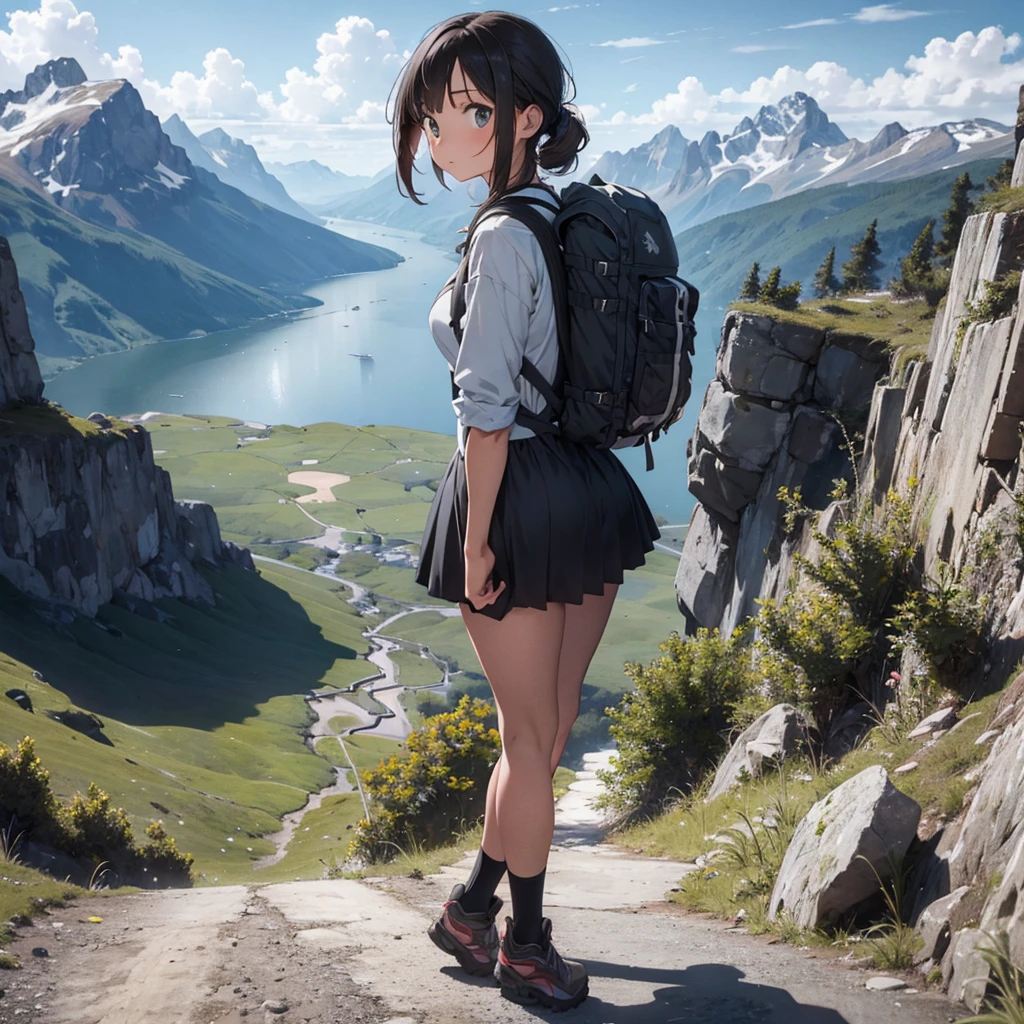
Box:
left=349, top=353, right=373, bottom=360
left=351, top=305, right=361, bottom=311
left=169, top=393, right=185, bottom=398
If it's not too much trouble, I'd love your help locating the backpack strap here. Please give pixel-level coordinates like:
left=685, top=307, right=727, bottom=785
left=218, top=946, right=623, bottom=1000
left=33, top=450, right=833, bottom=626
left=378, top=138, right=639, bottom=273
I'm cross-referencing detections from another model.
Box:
left=448, top=194, right=569, bottom=437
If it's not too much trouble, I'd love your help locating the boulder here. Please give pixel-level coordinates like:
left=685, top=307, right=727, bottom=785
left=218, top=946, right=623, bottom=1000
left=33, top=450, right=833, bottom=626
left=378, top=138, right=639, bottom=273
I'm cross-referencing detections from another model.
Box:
left=771, top=320, right=826, bottom=363
left=695, top=380, right=792, bottom=473
left=946, top=928, right=988, bottom=1012
left=916, top=886, right=970, bottom=963
left=86, top=412, right=113, bottom=429
left=706, top=704, right=809, bottom=803
left=1013, top=139, right=1024, bottom=188
left=674, top=504, right=736, bottom=633
left=768, top=765, right=921, bottom=929
left=907, top=706, right=958, bottom=740
left=717, top=314, right=810, bottom=401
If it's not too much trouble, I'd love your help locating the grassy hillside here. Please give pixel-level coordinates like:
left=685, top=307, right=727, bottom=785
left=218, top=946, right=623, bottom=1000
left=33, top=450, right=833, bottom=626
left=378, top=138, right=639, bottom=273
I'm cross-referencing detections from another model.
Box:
left=0, top=560, right=371, bottom=883
left=0, top=177, right=304, bottom=362
left=678, top=157, right=1006, bottom=307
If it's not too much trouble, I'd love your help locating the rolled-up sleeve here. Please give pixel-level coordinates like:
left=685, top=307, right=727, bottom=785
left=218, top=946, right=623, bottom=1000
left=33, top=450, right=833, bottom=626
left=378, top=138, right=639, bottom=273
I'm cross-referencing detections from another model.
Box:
left=451, top=221, right=534, bottom=434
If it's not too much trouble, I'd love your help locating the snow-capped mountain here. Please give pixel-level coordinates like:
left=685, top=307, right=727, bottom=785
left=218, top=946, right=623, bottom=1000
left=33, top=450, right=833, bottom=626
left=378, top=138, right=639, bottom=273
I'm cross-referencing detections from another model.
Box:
left=587, top=125, right=691, bottom=191
left=589, top=92, right=1014, bottom=233
left=263, top=158, right=378, bottom=206
left=162, top=115, right=316, bottom=223
left=0, top=58, right=401, bottom=357
left=0, top=57, right=195, bottom=219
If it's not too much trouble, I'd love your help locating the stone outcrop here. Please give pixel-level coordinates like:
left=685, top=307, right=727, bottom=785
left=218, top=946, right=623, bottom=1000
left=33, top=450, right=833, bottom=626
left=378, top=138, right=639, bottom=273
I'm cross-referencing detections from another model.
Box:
left=0, top=238, right=44, bottom=409
left=676, top=309, right=886, bottom=633
left=0, top=237, right=251, bottom=617
left=768, top=765, right=921, bottom=930
left=706, top=704, right=809, bottom=803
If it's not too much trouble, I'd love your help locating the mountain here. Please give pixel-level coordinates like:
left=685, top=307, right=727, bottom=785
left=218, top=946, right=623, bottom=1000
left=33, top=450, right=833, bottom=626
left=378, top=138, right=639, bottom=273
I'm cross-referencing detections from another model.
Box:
left=588, top=92, right=1014, bottom=233
left=0, top=58, right=402, bottom=358
left=673, top=155, right=1009, bottom=310
left=162, top=115, right=316, bottom=223
left=587, top=125, right=691, bottom=191
left=263, top=158, right=378, bottom=206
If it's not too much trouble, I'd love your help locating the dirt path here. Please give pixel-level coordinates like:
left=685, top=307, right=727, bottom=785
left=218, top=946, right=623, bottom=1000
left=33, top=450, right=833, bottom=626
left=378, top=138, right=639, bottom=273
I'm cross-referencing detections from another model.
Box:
left=3, top=782, right=966, bottom=1024
left=287, top=471, right=351, bottom=504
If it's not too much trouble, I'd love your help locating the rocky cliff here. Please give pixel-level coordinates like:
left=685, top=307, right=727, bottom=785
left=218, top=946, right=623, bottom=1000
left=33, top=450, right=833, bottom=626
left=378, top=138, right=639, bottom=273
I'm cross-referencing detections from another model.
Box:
left=676, top=134, right=1024, bottom=1010
left=0, top=237, right=251, bottom=618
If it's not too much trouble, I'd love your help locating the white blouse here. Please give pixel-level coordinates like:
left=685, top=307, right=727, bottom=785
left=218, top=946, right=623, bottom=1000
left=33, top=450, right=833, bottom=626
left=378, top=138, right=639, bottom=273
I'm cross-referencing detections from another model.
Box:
left=428, top=184, right=561, bottom=458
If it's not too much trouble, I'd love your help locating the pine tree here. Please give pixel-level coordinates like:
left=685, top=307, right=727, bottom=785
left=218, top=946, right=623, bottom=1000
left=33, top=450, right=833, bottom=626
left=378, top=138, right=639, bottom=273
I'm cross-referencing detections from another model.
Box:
left=891, top=220, right=936, bottom=300
left=935, top=172, right=976, bottom=264
left=985, top=159, right=1014, bottom=193
left=840, top=220, right=882, bottom=294
left=812, top=247, right=839, bottom=299
left=739, top=262, right=761, bottom=301
left=758, top=266, right=781, bottom=305
left=776, top=280, right=802, bottom=311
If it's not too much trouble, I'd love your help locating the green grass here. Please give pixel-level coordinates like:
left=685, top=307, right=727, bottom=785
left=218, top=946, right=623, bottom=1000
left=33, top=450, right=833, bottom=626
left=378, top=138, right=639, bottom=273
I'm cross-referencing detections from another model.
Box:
left=553, top=766, right=576, bottom=801
left=0, top=401, right=133, bottom=441
left=977, top=184, right=1024, bottom=214
left=0, top=556, right=378, bottom=884
left=390, top=649, right=446, bottom=689
left=729, top=295, right=936, bottom=364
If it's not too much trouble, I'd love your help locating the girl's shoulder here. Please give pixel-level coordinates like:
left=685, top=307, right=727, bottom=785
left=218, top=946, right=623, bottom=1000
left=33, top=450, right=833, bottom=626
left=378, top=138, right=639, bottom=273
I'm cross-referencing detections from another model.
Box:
left=467, top=186, right=558, bottom=277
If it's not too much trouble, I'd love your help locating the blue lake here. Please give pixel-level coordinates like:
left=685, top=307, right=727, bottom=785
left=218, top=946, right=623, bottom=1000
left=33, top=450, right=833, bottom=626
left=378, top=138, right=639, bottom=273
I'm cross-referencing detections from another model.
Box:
left=47, top=218, right=710, bottom=526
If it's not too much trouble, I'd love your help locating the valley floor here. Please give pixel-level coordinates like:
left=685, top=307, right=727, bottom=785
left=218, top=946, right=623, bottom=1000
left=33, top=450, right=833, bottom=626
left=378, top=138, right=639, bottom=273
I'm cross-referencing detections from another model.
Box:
left=1, top=772, right=965, bottom=1024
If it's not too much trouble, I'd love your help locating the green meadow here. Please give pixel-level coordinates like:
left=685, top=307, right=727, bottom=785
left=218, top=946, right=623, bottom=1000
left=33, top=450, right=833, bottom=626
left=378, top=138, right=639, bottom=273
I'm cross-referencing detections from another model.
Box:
left=1, top=414, right=688, bottom=887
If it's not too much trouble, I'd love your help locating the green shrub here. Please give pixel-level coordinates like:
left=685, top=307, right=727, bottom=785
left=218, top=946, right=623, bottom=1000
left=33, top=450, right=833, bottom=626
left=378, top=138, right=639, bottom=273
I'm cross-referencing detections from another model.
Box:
left=888, top=561, right=987, bottom=693
left=0, top=737, right=193, bottom=887
left=598, top=628, right=754, bottom=816
left=956, top=271, right=1023, bottom=360
left=349, top=695, right=501, bottom=864
left=956, top=930, right=1024, bottom=1024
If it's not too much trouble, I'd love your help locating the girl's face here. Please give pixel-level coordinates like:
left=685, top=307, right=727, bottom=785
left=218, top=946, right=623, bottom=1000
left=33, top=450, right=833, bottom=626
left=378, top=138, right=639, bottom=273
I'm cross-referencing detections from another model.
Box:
left=421, top=59, right=544, bottom=186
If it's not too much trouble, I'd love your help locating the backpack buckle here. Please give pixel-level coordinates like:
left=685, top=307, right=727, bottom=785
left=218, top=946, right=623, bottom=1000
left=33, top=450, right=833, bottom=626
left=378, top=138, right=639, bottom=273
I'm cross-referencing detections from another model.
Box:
left=590, top=390, right=612, bottom=405
left=596, top=260, right=609, bottom=276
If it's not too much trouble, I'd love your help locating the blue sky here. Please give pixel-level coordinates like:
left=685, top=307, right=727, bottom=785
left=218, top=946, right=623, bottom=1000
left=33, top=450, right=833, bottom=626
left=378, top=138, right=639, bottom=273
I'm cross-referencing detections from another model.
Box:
left=0, top=0, right=1021, bottom=173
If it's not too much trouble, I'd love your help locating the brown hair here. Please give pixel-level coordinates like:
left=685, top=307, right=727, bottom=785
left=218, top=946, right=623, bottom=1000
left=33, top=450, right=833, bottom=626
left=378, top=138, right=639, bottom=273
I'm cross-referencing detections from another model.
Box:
left=388, top=10, right=588, bottom=205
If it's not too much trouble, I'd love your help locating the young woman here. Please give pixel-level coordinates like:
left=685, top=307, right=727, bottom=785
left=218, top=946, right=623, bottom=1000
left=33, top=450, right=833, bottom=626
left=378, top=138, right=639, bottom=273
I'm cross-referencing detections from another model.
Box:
left=389, top=11, right=660, bottom=1011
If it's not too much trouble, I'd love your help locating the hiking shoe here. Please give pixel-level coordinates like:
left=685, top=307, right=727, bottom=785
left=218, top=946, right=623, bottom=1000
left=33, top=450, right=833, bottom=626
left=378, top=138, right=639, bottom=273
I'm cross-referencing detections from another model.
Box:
left=427, top=882, right=502, bottom=977
left=495, top=916, right=589, bottom=1011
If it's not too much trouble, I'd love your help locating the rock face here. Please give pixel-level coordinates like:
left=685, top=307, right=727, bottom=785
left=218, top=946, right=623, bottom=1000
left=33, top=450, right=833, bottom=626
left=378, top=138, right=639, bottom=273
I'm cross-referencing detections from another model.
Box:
left=768, top=766, right=921, bottom=929
left=706, top=704, right=809, bottom=803
left=0, top=238, right=44, bottom=409
left=677, top=309, right=884, bottom=633
left=0, top=238, right=251, bottom=617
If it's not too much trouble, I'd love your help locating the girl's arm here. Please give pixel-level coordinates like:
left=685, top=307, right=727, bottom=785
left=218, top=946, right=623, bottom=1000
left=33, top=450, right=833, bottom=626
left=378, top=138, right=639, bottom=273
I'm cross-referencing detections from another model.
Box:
left=463, top=423, right=511, bottom=556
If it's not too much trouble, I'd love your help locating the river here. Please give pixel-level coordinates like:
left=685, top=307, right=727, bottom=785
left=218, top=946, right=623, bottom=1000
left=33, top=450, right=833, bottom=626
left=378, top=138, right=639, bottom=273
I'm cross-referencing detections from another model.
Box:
left=46, top=218, right=705, bottom=525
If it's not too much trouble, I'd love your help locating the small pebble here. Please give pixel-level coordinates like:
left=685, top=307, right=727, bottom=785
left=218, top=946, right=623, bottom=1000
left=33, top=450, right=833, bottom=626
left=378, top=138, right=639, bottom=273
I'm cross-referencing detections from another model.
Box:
left=866, top=976, right=907, bottom=991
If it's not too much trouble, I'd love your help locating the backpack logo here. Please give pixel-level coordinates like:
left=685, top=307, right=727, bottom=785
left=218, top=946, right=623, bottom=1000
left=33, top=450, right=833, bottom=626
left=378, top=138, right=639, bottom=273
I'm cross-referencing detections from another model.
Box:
left=643, top=231, right=660, bottom=255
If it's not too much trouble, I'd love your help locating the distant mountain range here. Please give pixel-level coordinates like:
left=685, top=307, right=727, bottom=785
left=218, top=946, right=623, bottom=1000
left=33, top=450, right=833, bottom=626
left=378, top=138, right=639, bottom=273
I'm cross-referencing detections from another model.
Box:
left=592, top=93, right=1013, bottom=232
left=162, top=115, right=315, bottom=223
left=264, top=159, right=382, bottom=207
left=318, top=91, right=1014, bottom=241
left=0, top=58, right=401, bottom=360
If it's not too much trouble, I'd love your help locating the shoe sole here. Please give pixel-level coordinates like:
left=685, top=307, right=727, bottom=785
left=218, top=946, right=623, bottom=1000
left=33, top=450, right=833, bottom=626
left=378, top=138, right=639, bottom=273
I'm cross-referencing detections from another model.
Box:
left=496, top=962, right=589, bottom=1012
left=427, top=919, right=496, bottom=978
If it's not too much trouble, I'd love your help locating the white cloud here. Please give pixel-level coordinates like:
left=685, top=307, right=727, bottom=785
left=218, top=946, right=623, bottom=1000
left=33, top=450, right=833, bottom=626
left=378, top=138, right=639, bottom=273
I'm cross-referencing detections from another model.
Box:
left=780, top=17, right=841, bottom=28
left=850, top=4, right=931, bottom=22
left=612, top=26, right=1023, bottom=134
left=620, top=55, right=646, bottom=64
left=143, top=48, right=274, bottom=120
left=593, top=37, right=665, bottom=48
left=624, top=82, right=637, bottom=93
left=276, top=16, right=405, bottom=124
left=730, top=45, right=792, bottom=53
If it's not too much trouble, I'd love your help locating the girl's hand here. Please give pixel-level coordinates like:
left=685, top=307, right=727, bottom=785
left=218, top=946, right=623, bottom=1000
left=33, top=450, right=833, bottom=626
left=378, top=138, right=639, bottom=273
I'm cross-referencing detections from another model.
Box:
left=465, top=544, right=506, bottom=609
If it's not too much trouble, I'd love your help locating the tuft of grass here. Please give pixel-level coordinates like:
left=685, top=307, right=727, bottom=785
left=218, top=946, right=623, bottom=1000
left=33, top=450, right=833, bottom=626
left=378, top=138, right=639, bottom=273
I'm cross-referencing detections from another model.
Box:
left=976, top=186, right=1024, bottom=215
left=858, top=851, right=923, bottom=969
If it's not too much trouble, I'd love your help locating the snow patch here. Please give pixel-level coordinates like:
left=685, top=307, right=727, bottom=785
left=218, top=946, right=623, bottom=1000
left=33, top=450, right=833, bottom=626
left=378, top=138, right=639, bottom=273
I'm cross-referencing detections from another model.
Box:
left=41, top=174, right=78, bottom=197
left=154, top=161, right=189, bottom=189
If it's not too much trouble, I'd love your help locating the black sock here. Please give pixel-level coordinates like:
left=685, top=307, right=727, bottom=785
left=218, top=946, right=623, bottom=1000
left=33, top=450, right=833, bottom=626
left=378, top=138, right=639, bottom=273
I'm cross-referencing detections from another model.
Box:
left=508, top=867, right=546, bottom=947
left=459, top=848, right=507, bottom=914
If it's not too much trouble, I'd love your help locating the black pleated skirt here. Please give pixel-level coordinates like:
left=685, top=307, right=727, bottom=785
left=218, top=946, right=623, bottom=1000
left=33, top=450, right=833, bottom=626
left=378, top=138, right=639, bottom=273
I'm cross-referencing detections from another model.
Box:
left=414, top=432, right=661, bottom=621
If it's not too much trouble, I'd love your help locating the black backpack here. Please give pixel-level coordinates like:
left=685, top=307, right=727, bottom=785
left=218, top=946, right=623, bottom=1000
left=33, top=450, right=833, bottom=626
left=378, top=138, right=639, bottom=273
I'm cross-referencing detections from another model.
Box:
left=449, top=175, right=699, bottom=471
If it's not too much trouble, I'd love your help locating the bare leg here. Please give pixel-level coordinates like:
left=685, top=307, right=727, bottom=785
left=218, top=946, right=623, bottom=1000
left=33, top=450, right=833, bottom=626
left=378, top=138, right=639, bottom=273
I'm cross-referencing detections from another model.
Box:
left=480, top=704, right=505, bottom=860
left=462, top=602, right=565, bottom=877
left=550, top=583, right=619, bottom=774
